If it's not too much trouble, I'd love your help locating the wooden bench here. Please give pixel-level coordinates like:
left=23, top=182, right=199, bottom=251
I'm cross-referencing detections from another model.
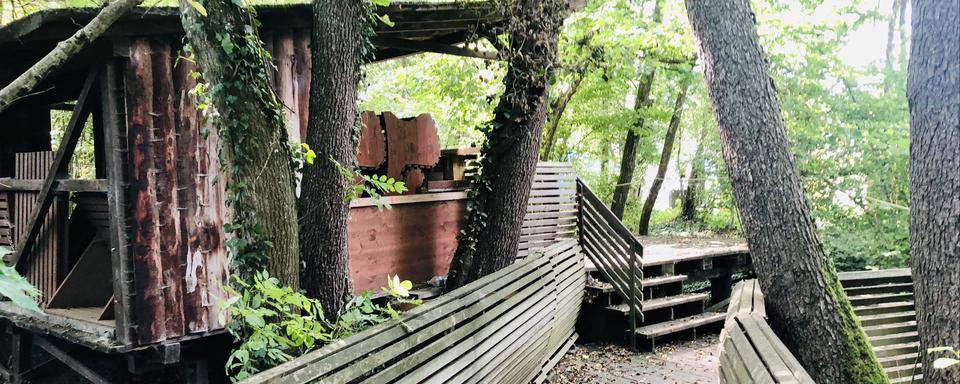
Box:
left=718, top=280, right=814, bottom=384
left=243, top=240, right=584, bottom=384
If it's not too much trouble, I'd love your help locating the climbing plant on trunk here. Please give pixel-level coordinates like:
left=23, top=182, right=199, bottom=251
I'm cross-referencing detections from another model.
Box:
left=445, top=0, right=567, bottom=291
left=684, top=0, right=887, bottom=382
left=297, top=0, right=368, bottom=316
left=906, top=1, right=960, bottom=382
left=179, top=0, right=301, bottom=288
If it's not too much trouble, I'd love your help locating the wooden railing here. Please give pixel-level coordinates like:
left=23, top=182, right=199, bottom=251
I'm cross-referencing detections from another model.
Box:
left=576, top=178, right=643, bottom=348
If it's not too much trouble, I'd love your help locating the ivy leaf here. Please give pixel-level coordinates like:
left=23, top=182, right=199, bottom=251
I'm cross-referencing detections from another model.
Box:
left=933, top=357, right=960, bottom=369
left=371, top=0, right=390, bottom=6
left=220, top=36, right=235, bottom=55
left=0, top=255, right=41, bottom=313
left=186, top=0, right=207, bottom=16
left=377, top=14, right=395, bottom=27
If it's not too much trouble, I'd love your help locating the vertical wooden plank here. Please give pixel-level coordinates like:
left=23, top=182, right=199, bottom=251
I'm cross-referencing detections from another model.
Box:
left=357, top=111, right=386, bottom=169
left=151, top=41, right=186, bottom=339
left=197, top=114, right=229, bottom=330
left=294, top=30, right=311, bottom=141
left=101, top=59, right=135, bottom=345
left=126, top=38, right=167, bottom=344
left=274, top=32, right=301, bottom=144
left=172, top=57, right=209, bottom=334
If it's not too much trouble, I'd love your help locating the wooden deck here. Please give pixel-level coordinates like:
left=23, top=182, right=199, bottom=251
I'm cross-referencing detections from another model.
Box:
left=585, top=236, right=749, bottom=272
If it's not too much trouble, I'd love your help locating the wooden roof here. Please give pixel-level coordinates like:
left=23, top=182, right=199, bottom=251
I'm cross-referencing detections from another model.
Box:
left=0, top=1, right=504, bottom=104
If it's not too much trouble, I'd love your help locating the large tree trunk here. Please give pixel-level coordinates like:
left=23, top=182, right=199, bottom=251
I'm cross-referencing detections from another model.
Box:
left=179, top=0, right=301, bottom=288
left=540, top=72, right=585, bottom=161
left=0, top=0, right=142, bottom=112
left=444, top=0, right=565, bottom=291
left=907, top=2, right=960, bottom=382
left=684, top=1, right=887, bottom=382
left=610, top=0, right=663, bottom=220
left=681, top=124, right=707, bottom=221
left=298, top=0, right=364, bottom=316
left=637, top=75, right=690, bottom=235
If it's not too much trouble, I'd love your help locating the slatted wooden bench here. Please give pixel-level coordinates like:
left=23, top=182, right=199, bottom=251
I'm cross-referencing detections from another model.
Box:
left=243, top=240, right=584, bottom=384
left=719, top=280, right=815, bottom=384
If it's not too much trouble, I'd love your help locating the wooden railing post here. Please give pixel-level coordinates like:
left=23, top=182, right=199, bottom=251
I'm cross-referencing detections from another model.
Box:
left=629, top=240, right=638, bottom=349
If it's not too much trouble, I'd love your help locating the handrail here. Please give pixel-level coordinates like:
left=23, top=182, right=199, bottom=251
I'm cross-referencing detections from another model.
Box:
left=576, top=178, right=644, bottom=348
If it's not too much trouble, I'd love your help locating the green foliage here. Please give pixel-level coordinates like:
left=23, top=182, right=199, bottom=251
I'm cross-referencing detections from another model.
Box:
left=222, top=271, right=421, bottom=381
left=332, top=157, right=408, bottom=210
left=0, top=246, right=41, bottom=312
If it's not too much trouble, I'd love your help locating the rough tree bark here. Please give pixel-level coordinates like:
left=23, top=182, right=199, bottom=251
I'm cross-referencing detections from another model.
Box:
left=298, top=0, right=365, bottom=316
left=637, top=75, right=690, bottom=235
left=179, top=0, right=301, bottom=288
left=445, top=0, right=566, bottom=291
left=684, top=1, right=888, bottom=382
left=540, top=71, right=585, bottom=161
left=907, top=2, right=960, bottom=382
left=0, top=0, right=142, bottom=112
left=681, top=124, right=707, bottom=221
left=611, top=0, right=662, bottom=220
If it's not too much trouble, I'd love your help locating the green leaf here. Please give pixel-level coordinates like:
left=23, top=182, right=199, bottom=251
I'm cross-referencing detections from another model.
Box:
left=186, top=0, right=207, bottom=16
left=0, top=264, right=41, bottom=312
left=932, top=357, right=959, bottom=369
left=377, top=14, right=395, bottom=27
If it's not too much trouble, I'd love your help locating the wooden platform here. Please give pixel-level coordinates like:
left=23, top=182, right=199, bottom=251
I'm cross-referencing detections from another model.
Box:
left=584, top=236, right=749, bottom=272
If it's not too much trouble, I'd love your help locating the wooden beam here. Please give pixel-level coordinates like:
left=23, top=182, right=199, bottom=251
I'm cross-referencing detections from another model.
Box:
left=370, top=36, right=499, bottom=61
left=10, top=69, right=98, bottom=270
left=100, top=60, right=135, bottom=346
left=33, top=336, right=110, bottom=384
left=0, top=178, right=108, bottom=192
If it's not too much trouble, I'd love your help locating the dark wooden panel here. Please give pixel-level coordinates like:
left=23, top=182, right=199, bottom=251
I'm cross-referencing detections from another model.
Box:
left=357, top=111, right=386, bottom=169
left=13, top=151, right=66, bottom=307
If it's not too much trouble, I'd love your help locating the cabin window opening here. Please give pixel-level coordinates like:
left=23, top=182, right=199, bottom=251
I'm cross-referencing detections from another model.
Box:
left=49, top=106, right=98, bottom=180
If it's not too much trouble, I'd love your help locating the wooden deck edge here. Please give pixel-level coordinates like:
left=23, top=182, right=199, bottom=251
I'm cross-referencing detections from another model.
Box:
left=0, top=302, right=123, bottom=353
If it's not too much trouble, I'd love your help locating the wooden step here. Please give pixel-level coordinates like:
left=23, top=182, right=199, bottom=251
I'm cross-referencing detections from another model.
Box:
left=838, top=268, right=912, bottom=288
left=870, top=331, right=919, bottom=347
left=606, top=293, right=709, bottom=313
left=884, top=363, right=921, bottom=379
left=640, top=274, right=688, bottom=288
left=890, top=374, right=922, bottom=383
left=585, top=281, right=615, bottom=293
left=854, top=301, right=915, bottom=317
left=877, top=352, right=920, bottom=368
left=849, top=292, right=914, bottom=307
left=864, top=321, right=917, bottom=338
left=844, top=282, right=913, bottom=297
left=635, top=312, right=725, bottom=338
left=859, top=310, right=916, bottom=327
left=873, top=342, right=920, bottom=358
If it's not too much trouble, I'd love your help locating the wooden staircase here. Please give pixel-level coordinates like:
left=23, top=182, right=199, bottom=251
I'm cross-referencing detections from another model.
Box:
left=839, top=269, right=921, bottom=384
left=576, top=179, right=731, bottom=351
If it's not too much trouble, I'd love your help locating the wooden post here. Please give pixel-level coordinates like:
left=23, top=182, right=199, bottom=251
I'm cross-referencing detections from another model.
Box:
left=7, top=325, right=32, bottom=384
left=100, top=60, right=135, bottom=345
left=629, top=240, right=637, bottom=350
left=33, top=336, right=110, bottom=384
left=10, top=70, right=97, bottom=269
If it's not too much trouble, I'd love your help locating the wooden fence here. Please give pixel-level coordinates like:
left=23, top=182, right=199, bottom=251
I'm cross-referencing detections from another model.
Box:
left=517, top=163, right=578, bottom=258
left=243, top=239, right=584, bottom=384
left=576, top=178, right=643, bottom=348
left=719, top=280, right=814, bottom=383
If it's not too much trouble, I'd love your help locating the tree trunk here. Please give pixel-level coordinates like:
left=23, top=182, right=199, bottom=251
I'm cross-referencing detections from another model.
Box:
left=298, top=0, right=365, bottom=316
left=611, top=0, right=663, bottom=220
left=907, top=2, right=960, bottom=382
left=610, top=70, right=655, bottom=219
left=179, top=0, right=301, bottom=288
left=638, top=75, right=690, bottom=235
left=445, top=0, right=565, bottom=291
left=0, top=0, right=142, bottom=112
left=541, top=71, right=585, bottom=161
left=681, top=124, right=707, bottom=221
left=684, top=1, right=887, bottom=382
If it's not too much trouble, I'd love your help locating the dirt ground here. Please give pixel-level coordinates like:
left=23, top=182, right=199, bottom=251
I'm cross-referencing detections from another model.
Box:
left=546, top=334, right=720, bottom=384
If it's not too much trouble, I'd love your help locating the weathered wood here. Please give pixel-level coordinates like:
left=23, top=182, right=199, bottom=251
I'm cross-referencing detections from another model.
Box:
left=10, top=69, right=97, bottom=269
left=172, top=57, right=209, bottom=334
left=126, top=39, right=167, bottom=344
left=382, top=112, right=440, bottom=194
left=356, top=111, right=386, bottom=169
left=100, top=60, right=135, bottom=345
left=243, top=241, right=583, bottom=384
left=46, top=238, right=112, bottom=309
left=33, top=336, right=109, bottom=384
left=274, top=32, right=302, bottom=144
left=0, top=178, right=108, bottom=192
left=370, top=36, right=499, bottom=60
left=150, top=41, right=186, bottom=340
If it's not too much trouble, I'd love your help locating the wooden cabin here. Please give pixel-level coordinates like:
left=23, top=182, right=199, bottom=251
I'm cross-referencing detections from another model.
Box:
left=0, top=3, right=524, bottom=381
